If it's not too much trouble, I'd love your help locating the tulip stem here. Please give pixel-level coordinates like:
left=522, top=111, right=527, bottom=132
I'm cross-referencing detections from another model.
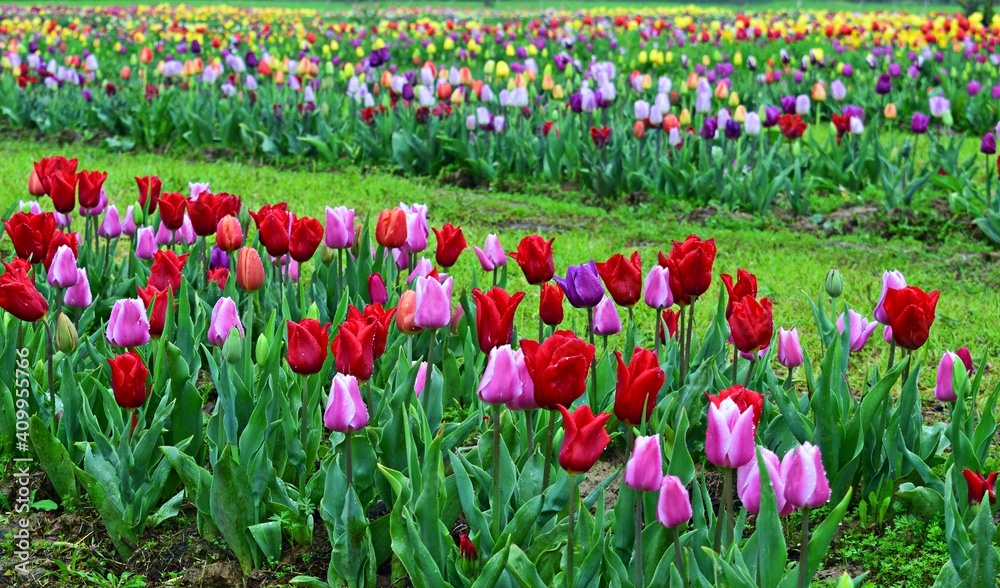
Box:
left=491, top=404, right=502, bottom=540
left=887, top=341, right=896, bottom=372
left=43, top=319, right=56, bottom=436
left=653, top=308, right=661, bottom=362
left=678, top=306, right=688, bottom=384
left=685, top=298, right=697, bottom=381
left=421, top=331, right=435, bottom=415
left=731, top=345, right=738, bottom=384
left=673, top=526, right=685, bottom=584
left=542, top=417, right=555, bottom=490
left=785, top=366, right=795, bottom=391
left=743, top=359, right=754, bottom=387
left=798, top=507, right=810, bottom=588
left=525, top=411, right=534, bottom=456
left=567, top=474, right=577, bottom=588
left=345, top=430, right=353, bottom=490
left=299, top=374, right=311, bottom=490
left=635, top=495, right=644, bottom=588
left=365, top=380, right=373, bottom=417
left=492, top=268, right=498, bottom=288
left=714, top=467, right=734, bottom=552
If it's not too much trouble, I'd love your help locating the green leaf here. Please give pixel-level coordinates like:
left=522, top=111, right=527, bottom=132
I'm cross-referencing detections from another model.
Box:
left=753, top=447, right=786, bottom=588
left=506, top=543, right=546, bottom=588
left=29, top=415, right=77, bottom=503
left=777, top=488, right=853, bottom=588
left=210, top=446, right=258, bottom=574
left=472, top=536, right=510, bottom=588
left=960, top=502, right=999, bottom=587
left=249, top=521, right=284, bottom=565
left=74, top=466, right=136, bottom=557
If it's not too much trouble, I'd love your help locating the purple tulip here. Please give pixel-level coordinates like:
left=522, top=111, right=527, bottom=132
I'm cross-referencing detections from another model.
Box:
left=47, top=245, right=78, bottom=289
left=935, top=351, right=959, bottom=402
left=555, top=260, right=604, bottom=308
left=910, top=112, right=929, bottom=134
left=324, top=373, right=369, bottom=432
left=968, top=80, right=983, bottom=96
left=414, top=275, right=453, bottom=329
left=836, top=310, right=878, bottom=353
left=780, top=95, right=796, bottom=114
left=643, top=266, right=673, bottom=310
left=106, top=298, right=151, bottom=348
left=763, top=106, right=781, bottom=127
left=477, top=345, right=524, bottom=405
left=874, top=73, right=892, bottom=95
left=777, top=327, right=803, bottom=368
left=207, top=297, right=244, bottom=347
left=737, top=446, right=792, bottom=516
left=413, top=361, right=429, bottom=398
left=705, top=397, right=756, bottom=469
left=473, top=234, right=507, bottom=271
left=830, top=79, right=846, bottom=101
left=656, top=475, right=692, bottom=528
left=324, top=206, right=355, bottom=249
left=875, top=270, right=906, bottom=323
left=724, top=119, right=741, bottom=140
left=592, top=296, right=622, bottom=336
left=210, top=246, right=228, bottom=270
left=63, top=269, right=92, bottom=308
left=780, top=442, right=831, bottom=509
left=625, top=434, right=663, bottom=492
left=981, top=132, right=996, bottom=155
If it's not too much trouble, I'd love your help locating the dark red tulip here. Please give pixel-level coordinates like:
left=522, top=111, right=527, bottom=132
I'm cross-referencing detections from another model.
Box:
left=77, top=169, right=108, bottom=209
left=331, top=317, right=377, bottom=381
left=33, top=156, right=78, bottom=196
left=135, top=175, right=162, bottom=213
left=3, top=212, right=56, bottom=264
left=157, top=192, right=187, bottom=231
left=137, top=283, right=171, bottom=337
left=729, top=296, right=773, bottom=354
left=539, top=282, right=564, bottom=326
left=596, top=251, right=643, bottom=307
left=0, top=260, right=48, bottom=322
left=613, top=347, right=665, bottom=426
left=657, top=235, right=716, bottom=306
left=472, top=287, right=525, bottom=353
left=721, top=269, right=758, bottom=319
left=287, top=318, right=330, bottom=375
left=510, top=235, right=555, bottom=285
left=187, top=193, right=222, bottom=237
left=48, top=171, right=77, bottom=214
left=433, top=223, right=467, bottom=268
left=250, top=203, right=291, bottom=258
left=963, top=469, right=998, bottom=505
left=347, top=304, right=396, bottom=360
left=108, top=350, right=149, bottom=409
left=883, top=286, right=940, bottom=350
left=557, top=405, right=611, bottom=474
left=289, top=216, right=324, bottom=262
left=657, top=309, right=680, bottom=342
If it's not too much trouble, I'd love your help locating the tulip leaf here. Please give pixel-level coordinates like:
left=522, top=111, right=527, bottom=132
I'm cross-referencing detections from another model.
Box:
left=777, top=488, right=852, bottom=588
left=472, top=536, right=510, bottom=588
left=668, top=409, right=696, bottom=485
left=449, top=450, right=493, bottom=554
left=505, top=543, right=546, bottom=588
left=211, top=446, right=259, bottom=575
left=961, top=500, right=999, bottom=588
left=29, top=415, right=78, bottom=503
left=752, top=446, right=786, bottom=588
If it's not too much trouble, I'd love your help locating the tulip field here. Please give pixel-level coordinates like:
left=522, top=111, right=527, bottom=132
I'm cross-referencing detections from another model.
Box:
left=3, top=3, right=1000, bottom=588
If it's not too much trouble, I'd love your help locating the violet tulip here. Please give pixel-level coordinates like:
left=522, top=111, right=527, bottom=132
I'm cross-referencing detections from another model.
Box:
left=136, top=227, right=158, bottom=259
left=656, top=475, right=692, bottom=527
left=207, top=297, right=244, bottom=347
left=473, top=234, right=507, bottom=271
left=413, top=362, right=429, bottom=398
left=106, top=298, right=150, bottom=348
left=781, top=442, right=831, bottom=509
left=324, top=373, right=369, bottom=432
left=981, top=132, right=996, bottom=155
left=777, top=327, right=803, bottom=368
left=910, top=112, right=929, bottom=134
left=705, top=397, right=756, bottom=469
left=625, top=434, right=663, bottom=492
left=121, top=205, right=136, bottom=236
left=368, top=273, right=388, bottom=305
left=836, top=310, right=877, bottom=352
left=47, top=245, right=78, bottom=289
left=737, top=446, right=792, bottom=516
left=643, top=265, right=673, bottom=309
left=592, top=296, right=621, bottom=336
left=935, top=351, right=959, bottom=402
left=324, top=206, right=355, bottom=249
left=555, top=260, right=604, bottom=308
left=98, top=205, right=122, bottom=239
left=414, top=275, right=453, bottom=329
left=477, top=345, right=525, bottom=405
left=63, top=269, right=92, bottom=308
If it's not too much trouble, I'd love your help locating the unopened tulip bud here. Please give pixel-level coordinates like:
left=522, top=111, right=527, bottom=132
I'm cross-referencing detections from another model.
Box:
left=395, top=290, right=421, bottom=335
left=255, top=333, right=270, bottom=364
left=55, top=313, right=78, bottom=353
left=625, top=435, right=663, bottom=492
left=223, top=327, right=243, bottom=364
left=824, top=268, right=844, bottom=298
left=306, top=302, right=320, bottom=321
left=321, top=246, right=335, bottom=264
left=369, top=273, right=388, bottom=305
left=236, top=247, right=265, bottom=292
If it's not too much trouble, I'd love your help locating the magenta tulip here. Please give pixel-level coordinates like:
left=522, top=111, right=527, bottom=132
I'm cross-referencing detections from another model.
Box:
left=207, top=297, right=245, bottom=347
left=592, top=296, right=622, bottom=336
left=46, top=245, right=78, bottom=289
left=473, top=234, right=507, bottom=271
left=324, top=206, right=356, bottom=249
left=780, top=442, right=831, bottom=509
left=414, top=275, right=453, bottom=329
left=643, top=265, right=673, bottom=309
left=505, top=349, right=538, bottom=411
left=737, top=446, right=792, bottom=516
left=935, top=351, right=959, bottom=402
left=656, top=475, right=692, bottom=528
left=324, top=373, right=369, bottom=432
left=836, top=310, right=877, bottom=352
left=106, top=298, right=150, bottom=348
left=477, top=345, right=523, bottom=405
left=777, top=327, right=803, bottom=368
left=63, top=269, right=92, bottom=309
left=705, top=397, right=756, bottom=469
left=625, top=434, right=663, bottom=492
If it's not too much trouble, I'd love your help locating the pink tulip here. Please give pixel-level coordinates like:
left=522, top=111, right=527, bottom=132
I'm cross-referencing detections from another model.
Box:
left=836, top=310, right=877, bottom=353
left=874, top=270, right=906, bottom=324
left=643, top=265, right=673, bottom=310
left=63, top=269, right=92, bottom=309
left=477, top=345, right=523, bottom=405
left=324, top=206, right=355, bottom=249
left=106, top=298, right=150, bottom=348
left=47, top=245, right=78, bottom=289
left=737, top=446, right=792, bottom=515
left=414, top=361, right=429, bottom=397
left=592, top=296, right=622, bottom=336
left=121, top=205, right=137, bottom=236
left=625, top=434, right=663, bottom=492
left=777, top=327, right=803, bottom=368
left=207, top=297, right=245, bottom=347
left=656, top=475, right=692, bottom=528
left=136, top=227, right=158, bottom=259
left=154, top=222, right=174, bottom=246
left=414, top=275, right=453, bottom=329
left=324, top=373, right=369, bottom=432
left=98, top=205, right=122, bottom=239
left=780, top=442, right=831, bottom=509
left=505, top=349, right=538, bottom=410
left=473, top=234, right=507, bottom=271
left=705, top=397, right=755, bottom=469
left=935, top=351, right=959, bottom=402
left=407, top=258, right=435, bottom=285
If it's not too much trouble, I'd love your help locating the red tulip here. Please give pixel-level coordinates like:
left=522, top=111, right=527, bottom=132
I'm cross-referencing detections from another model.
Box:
left=137, top=284, right=171, bottom=337
left=433, top=223, right=467, bottom=268
left=589, top=126, right=612, bottom=149
left=77, top=170, right=108, bottom=210
left=963, top=468, right=998, bottom=505
left=539, top=282, right=564, bottom=326
left=236, top=247, right=265, bottom=292
left=208, top=268, right=229, bottom=290
left=287, top=318, right=330, bottom=375
left=657, top=309, right=680, bottom=342
left=657, top=235, right=716, bottom=306
left=3, top=211, right=56, bottom=264
left=778, top=114, right=807, bottom=140
left=883, top=286, right=940, bottom=350
left=347, top=303, right=397, bottom=360
left=187, top=193, right=223, bottom=237
left=289, top=216, right=324, bottom=262
left=613, top=348, right=665, bottom=426
left=728, top=296, right=773, bottom=354
left=48, top=171, right=77, bottom=214
left=472, top=287, right=525, bottom=353
left=216, top=215, right=243, bottom=251
left=557, top=405, right=611, bottom=474
left=510, top=235, right=555, bottom=285
left=249, top=203, right=291, bottom=258
left=135, top=175, right=162, bottom=213
left=157, top=192, right=187, bottom=231
left=33, top=157, right=78, bottom=196
left=720, top=269, right=758, bottom=319
left=375, top=208, right=407, bottom=249
left=148, top=250, right=189, bottom=294
left=331, top=317, right=377, bottom=381
left=707, top=385, right=764, bottom=428
left=520, top=330, right=595, bottom=410
left=0, top=260, right=48, bottom=322
left=596, top=251, right=643, bottom=307
left=108, top=350, right=149, bottom=409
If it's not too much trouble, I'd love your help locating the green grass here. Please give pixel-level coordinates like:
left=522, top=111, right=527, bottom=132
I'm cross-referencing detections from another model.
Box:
left=1, top=136, right=998, bottom=380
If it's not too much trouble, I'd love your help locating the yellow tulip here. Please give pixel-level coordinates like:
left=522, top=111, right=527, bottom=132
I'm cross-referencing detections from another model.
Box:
left=733, top=51, right=743, bottom=66
left=679, top=108, right=691, bottom=126
left=552, top=84, right=564, bottom=100
left=728, top=92, right=740, bottom=107
left=686, top=72, right=699, bottom=90
left=734, top=105, right=747, bottom=122
left=542, top=74, right=554, bottom=91
left=812, top=82, right=827, bottom=102
left=495, top=60, right=510, bottom=78
left=638, top=50, right=648, bottom=64
left=484, top=59, right=495, bottom=74
left=714, top=82, right=729, bottom=100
